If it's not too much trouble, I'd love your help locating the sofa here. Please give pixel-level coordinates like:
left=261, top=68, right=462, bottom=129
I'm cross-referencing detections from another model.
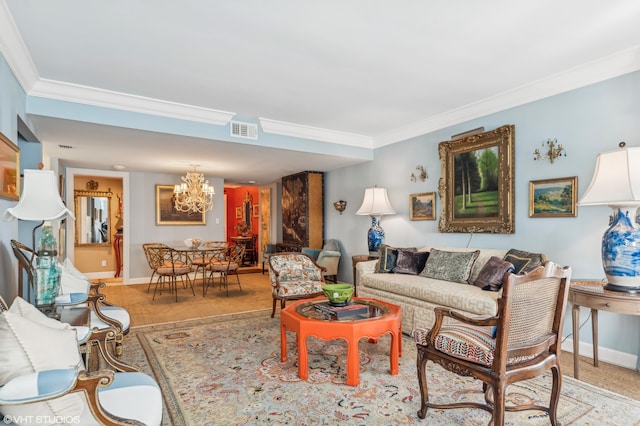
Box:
left=356, top=246, right=546, bottom=336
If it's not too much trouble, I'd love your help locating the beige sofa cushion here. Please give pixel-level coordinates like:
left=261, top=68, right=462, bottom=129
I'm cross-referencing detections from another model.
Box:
left=361, top=272, right=501, bottom=316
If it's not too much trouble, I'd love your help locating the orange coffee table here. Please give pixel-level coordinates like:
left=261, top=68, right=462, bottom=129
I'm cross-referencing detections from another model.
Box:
left=280, top=297, right=402, bottom=386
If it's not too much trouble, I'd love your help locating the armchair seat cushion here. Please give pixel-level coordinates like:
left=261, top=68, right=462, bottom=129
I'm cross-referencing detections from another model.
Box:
left=90, top=306, right=131, bottom=332
left=95, top=371, right=163, bottom=426
left=273, top=281, right=324, bottom=297
left=157, top=265, right=192, bottom=274
left=414, top=324, right=537, bottom=367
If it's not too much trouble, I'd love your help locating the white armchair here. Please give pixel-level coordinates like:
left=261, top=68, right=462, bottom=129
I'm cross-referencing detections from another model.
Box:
left=302, top=239, right=341, bottom=283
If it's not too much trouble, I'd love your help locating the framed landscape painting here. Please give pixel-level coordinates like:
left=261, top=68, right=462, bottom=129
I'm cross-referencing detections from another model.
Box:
left=409, top=192, right=435, bottom=220
left=529, top=176, right=577, bottom=218
left=155, top=185, right=206, bottom=225
left=438, top=125, right=515, bottom=233
left=0, top=131, right=20, bottom=201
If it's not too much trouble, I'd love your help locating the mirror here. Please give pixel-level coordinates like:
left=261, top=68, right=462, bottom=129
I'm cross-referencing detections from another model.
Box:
left=243, top=191, right=252, bottom=231
left=75, top=189, right=112, bottom=246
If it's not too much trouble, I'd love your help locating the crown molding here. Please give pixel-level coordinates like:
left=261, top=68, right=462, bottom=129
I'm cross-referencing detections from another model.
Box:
left=374, top=45, right=640, bottom=147
left=259, top=117, right=373, bottom=147
left=29, top=79, right=236, bottom=126
left=0, top=1, right=39, bottom=91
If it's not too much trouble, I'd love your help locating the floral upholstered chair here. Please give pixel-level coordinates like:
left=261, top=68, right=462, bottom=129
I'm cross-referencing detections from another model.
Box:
left=268, top=252, right=326, bottom=317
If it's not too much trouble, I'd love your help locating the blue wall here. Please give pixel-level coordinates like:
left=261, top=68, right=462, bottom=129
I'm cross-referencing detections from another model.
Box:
left=325, top=70, right=640, bottom=363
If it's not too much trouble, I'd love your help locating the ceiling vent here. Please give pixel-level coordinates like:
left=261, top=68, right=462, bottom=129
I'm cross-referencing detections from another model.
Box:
left=230, top=121, right=258, bottom=140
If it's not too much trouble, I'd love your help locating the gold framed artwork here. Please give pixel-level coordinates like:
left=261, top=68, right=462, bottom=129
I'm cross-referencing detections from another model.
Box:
left=438, top=124, right=515, bottom=233
left=409, top=192, right=435, bottom=221
left=529, top=176, right=578, bottom=218
left=155, top=185, right=206, bottom=225
left=0, top=131, right=20, bottom=201
left=253, top=204, right=259, bottom=217
left=235, top=206, right=243, bottom=219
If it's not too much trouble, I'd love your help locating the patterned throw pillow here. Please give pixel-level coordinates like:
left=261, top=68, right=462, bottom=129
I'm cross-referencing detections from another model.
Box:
left=392, top=249, right=429, bottom=275
left=503, top=249, right=546, bottom=274
left=473, top=256, right=515, bottom=291
left=375, top=244, right=416, bottom=273
left=419, top=249, right=480, bottom=284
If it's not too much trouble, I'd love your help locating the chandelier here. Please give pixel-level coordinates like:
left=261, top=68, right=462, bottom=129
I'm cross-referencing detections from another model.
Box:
left=173, top=166, right=215, bottom=213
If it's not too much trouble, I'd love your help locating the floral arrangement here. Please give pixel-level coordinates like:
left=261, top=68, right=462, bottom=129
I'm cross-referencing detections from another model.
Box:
left=234, top=221, right=249, bottom=234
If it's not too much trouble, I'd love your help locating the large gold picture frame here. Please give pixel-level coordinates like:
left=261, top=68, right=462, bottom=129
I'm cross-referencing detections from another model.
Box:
left=156, top=185, right=206, bottom=225
left=0, top=131, right=20, bottom=201
left=438, top=124, right=515, bottom=233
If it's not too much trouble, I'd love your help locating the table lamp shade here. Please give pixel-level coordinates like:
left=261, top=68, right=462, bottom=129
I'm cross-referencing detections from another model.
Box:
left=356, top=187, right=396, bottom=256
left=2, top=170, right=75, bottom=222
left=579, top=147, right=640, bottom=293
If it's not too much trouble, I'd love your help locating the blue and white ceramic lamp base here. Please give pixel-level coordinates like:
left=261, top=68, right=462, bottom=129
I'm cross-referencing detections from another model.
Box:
left=602, top=207, right=640, bottom=293
left=367, top=216, right=384, bottom=257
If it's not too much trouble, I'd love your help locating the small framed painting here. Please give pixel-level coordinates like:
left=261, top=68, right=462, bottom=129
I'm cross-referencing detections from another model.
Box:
left=409, top=192, right=436, bottom=221
left=253, top=204, right=259, bottom=217
left=156, top=185, right=206, bottom=225
left=0, top=132, right=20, bottom=201
left=529, top=176, right=578, bottom=218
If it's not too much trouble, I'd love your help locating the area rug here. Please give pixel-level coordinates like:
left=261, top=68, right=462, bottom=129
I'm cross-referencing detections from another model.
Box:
left=122, top=310, right=640, bottom=425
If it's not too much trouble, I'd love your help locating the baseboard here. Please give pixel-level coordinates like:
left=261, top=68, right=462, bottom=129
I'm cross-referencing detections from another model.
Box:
left=561, top=337, right=638, bottom=370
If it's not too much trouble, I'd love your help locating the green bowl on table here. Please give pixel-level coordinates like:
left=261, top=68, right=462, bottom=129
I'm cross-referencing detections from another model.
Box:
left=322, top=283, right=354, bottom=307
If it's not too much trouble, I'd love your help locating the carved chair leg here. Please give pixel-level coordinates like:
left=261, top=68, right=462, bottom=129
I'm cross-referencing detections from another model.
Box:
left=271, top=299, right=277, bottom=318
left=549, top=364, right=562, bottom=426
left=490, top=384, right=507, bottom=426
left=416, top=347, right=430, bottom=419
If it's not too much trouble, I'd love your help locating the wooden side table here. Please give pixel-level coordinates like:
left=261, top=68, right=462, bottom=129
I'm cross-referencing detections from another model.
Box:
left=569, top=280, right=640, bottom=379
left=351, top=255, right=377, bottom=296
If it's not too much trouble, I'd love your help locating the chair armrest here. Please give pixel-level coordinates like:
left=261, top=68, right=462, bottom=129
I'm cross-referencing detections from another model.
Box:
left=428, top=307, right=498, bottom=345
left=317, top=250, right=340, bottom=260
left=0, top=369, right=79, bottom=405
left=355, top=260, right=377, bottom=277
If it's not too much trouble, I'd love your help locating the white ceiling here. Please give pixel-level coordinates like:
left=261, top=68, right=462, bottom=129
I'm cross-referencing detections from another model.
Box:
left=2, top=1, right=640, bottom=185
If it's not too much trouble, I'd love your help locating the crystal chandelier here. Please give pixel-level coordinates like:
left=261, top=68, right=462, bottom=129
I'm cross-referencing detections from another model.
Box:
left=173, top=166, right=215, bottom=213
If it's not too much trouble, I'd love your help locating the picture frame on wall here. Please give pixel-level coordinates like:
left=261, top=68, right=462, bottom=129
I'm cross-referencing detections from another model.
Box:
left=253, top=204, right=259, bottom=217
left=409, top=192, right=436, bottom=220
left=155, top=184, right=206, bottom=225
left=0, top=131, right=20, bottom=201
left=235, top=206, right=243, bottom=219
left=438, top=124, right=515, bottom=233
left=529, top=176, right=578, bottom=218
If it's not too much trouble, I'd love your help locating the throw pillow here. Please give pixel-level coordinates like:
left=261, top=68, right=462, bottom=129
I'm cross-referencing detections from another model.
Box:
left=392, top=249, right=429, bottom=275
left=473, top=256, right=515, bottom=291
left=375, top=244, right=416, bottom=273
left=503, top=249, right=546, bottom=274
left=419, top=249, right=480, bottom=284
left=0, top=309, right=82, bottom=386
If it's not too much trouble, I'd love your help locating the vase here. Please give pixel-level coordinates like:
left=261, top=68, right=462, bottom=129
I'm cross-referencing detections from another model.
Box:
left=601, top=208, right=640, bottom=292
left=367, top=216, right=384, bottom=256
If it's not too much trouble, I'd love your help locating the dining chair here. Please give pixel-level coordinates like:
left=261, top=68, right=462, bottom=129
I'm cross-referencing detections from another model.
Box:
left=142, top=242, right=169, bottom=293
left=414, top=261, right=572, bottom=425
left=205, top=244, right=245, bottom=296
left=190, top=241, right=228, bottom=293
left=149, top=246, right=194, bottom=302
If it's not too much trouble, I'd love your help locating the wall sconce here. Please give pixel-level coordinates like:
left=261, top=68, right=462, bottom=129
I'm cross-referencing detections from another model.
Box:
left=333, top=200, right=347, bottom=214
left=533, top=138, right=566, bottom=163
left=411, top=165, right=428, bottom=182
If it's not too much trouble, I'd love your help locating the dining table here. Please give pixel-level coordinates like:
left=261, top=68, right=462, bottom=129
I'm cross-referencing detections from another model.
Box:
left=170, top=244, right=227, bottom=296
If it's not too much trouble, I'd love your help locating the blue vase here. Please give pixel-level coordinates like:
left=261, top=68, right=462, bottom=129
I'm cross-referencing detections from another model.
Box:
left=602, top=209, right=640, bottom=292
left=367, top=216, right=384, bottom=256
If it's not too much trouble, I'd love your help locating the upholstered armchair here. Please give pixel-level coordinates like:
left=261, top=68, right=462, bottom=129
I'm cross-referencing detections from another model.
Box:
left=0, top=296, right=162, bottom=425
left=302, top=239, right=341, bottom=283
left=262, top=243, right=278, bottom=274
left=268, top=252, right=326, bottom=317
left=414, top=261, right=572, bottom=425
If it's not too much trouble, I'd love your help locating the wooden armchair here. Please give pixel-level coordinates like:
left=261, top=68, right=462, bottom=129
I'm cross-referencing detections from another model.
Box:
left=268, top=252, right=326, bottom=317
left=414, top=261, right=572, bottom=425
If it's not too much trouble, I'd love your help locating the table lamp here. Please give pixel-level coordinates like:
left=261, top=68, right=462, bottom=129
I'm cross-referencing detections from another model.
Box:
left=578, top=144, right=640, bottom=293
left=356, top=187, right=396, bottom=256
left=3, top=169, right=75, bottom=308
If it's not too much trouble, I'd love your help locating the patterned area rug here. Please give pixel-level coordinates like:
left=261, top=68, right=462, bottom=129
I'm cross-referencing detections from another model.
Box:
left=122, top=310, right=640, bottom=425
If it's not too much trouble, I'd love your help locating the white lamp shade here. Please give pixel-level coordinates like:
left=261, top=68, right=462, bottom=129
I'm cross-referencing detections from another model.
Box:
left=578, top=147, right=640, bottom=208
left=356, top=187, right=396, bottom=216
left=2, top=169, right=75, bottom=222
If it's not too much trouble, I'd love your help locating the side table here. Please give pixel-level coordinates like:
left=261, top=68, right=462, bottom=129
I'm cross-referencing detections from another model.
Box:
left=351, top=255, right=377, bottom=296
left=569, top=280, right=640, bottom=380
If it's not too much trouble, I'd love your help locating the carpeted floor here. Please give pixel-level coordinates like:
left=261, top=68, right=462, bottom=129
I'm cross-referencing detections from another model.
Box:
left=121, top=311, right=640, bottom=425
